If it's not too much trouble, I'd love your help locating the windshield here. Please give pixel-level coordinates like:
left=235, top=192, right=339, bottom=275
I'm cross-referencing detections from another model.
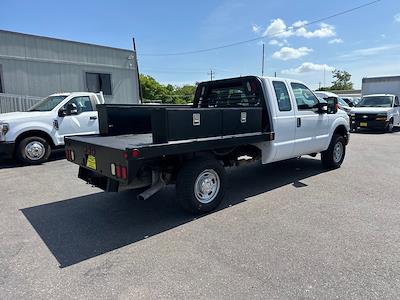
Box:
left=338, top=98, right=348, bottom=107
left=28, top=95, right=68, bottom=112
left=357, top=96, right=393, bottom=108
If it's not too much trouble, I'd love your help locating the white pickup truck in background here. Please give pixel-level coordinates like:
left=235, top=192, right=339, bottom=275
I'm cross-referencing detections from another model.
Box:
left=0, top=92, right=104, bottom=164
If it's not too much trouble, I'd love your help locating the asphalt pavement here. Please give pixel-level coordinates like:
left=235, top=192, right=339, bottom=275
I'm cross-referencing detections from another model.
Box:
left=0, top=129, right=399, bottom=299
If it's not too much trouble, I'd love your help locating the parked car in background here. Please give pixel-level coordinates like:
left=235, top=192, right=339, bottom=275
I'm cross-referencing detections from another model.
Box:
left=0, top=92, right=104, bottom=164
left=351, top=94, right=400, bottom=132
left=314, top=91, right=352, bottom=115
left=341, top=97, right=356, bottom=107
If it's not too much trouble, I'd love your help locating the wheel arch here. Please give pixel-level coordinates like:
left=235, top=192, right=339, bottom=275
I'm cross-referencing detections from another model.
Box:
left=333, top=125, right=349, bottom=145
left=15, top=130, right=55, bottom=149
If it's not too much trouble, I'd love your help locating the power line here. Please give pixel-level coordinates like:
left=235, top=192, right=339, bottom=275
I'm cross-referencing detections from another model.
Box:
left=139, top=0, right=382, bottom=57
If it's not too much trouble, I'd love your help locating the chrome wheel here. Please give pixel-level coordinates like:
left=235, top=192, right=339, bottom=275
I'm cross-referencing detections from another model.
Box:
left=333, top=141, right=344, bottom=163
left=25, top=141, right=45, bottom=161
left=194, top=169, right=220, bottom=204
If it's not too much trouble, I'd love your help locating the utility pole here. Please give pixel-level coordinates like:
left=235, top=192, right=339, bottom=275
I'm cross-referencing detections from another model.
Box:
left=132, top=37, right=143, bottom=102
left=261, top=43, right=265, bottom=76
left=274, top=71, right=277, bottom=78
left=319, top=82, right=321, bottom=90
left=323, top=67, right=326, bottom=88
left=208, top=69, right=215, bottom=81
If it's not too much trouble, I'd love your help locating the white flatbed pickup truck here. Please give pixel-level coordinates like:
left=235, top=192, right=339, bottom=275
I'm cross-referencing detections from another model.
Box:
left=0, top=92, right=104, bottom=164
left=65, top=76, right=350, bottom=214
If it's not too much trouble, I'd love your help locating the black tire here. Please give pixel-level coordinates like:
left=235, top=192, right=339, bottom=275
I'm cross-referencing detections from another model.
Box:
left=321, top=134, right=346, bottom=169
left=386, top=118, right=394, bottom=133
left=16, top=136, right=51, bottom=165
left=176, top=158, right=226, bottom=214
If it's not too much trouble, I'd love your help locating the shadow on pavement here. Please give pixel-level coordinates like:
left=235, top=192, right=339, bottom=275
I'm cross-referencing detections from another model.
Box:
left=21, top=157, right=327, bottom=268
left=353, top=126, right=400, bottom=135
left=0, top=150, right=65, bottom=170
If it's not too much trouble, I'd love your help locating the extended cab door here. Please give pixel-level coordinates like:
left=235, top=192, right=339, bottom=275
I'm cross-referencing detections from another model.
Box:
left=270, top=80, right=296, bottom=160
left=289, top=82, right=330, bottom=155
left=57, top=96, right=99, bottom=141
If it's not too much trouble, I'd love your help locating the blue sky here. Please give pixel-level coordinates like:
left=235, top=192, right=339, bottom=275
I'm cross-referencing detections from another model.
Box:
left=1, top=0, right=399, bottom=89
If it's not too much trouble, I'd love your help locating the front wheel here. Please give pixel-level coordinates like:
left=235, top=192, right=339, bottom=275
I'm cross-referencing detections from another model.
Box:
left=16, top=136, right=51, bottom=165
left=176, top=158, right=226, bottom=214
left=321, top=134, right=346, bottom=169
left=386, top=118, right=394, bottom=133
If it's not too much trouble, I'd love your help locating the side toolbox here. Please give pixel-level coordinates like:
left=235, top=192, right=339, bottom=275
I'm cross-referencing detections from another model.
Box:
left=151, top=107, right=264, bottom=144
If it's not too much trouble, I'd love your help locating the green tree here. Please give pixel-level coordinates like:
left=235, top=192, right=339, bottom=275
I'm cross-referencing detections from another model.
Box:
left=331, top=69, right=353, bottom=90
left=139, top=74, right=196, bottom=104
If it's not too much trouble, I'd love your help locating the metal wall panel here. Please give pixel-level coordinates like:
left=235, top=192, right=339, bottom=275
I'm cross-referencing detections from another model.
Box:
left=0, top=30, right=140, bottom=109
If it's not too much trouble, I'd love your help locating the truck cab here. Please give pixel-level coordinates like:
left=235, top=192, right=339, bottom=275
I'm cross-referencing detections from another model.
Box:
left=259, top=78, right=349, bottom=163
left=0, top=92, right=104, bottom=164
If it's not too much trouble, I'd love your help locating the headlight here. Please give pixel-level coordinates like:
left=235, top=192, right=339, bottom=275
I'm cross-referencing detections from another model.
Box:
left=376, top=114, right=387, bottom=121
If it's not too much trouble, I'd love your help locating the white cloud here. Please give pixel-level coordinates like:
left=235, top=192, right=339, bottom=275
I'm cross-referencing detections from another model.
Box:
left=263, top=18, right=293, bottom=38
left=272, top=47, right=313, bottom=61
left=295, top=23, right=335, bottom=38
left=261, top=18, right=336, bottom=39
left=281, top=62, right=335, bottom=74
left=292, top=20, right=308, bottom=27
left=394, top=13, right=400, bottom=23
left=328, top=38, right=344, bottom=44
left=341, top=44, right=400, bottom=58
left=268, top=39, right=289, bottom=47
left=252, top=24, right=261, bottom=33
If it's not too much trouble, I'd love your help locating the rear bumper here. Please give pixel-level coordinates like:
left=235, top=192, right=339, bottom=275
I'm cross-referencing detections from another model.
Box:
left=0, top=142, right=15, bottom=159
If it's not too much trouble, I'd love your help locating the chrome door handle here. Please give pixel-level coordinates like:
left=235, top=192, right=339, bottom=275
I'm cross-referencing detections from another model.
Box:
left=90, top=116, right=97, bottom=120
left=297, top=117, right=301, bottom=127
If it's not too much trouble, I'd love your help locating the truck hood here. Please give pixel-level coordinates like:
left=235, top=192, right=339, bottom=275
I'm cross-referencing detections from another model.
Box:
left=351, top=107, right=392, bottom=114
left=0, top=111, right=53, bottom=123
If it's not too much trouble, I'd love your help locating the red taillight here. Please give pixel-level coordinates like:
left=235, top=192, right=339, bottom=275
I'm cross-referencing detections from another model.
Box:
left=121, top=166, right=127, bottom=180
left=116, top=165, right=121, bottom=178
left=65, top=149, right=70, bottom=160
left=66, top=149, right=74, bottom=161
left=131, top=149, right=140, bottom=158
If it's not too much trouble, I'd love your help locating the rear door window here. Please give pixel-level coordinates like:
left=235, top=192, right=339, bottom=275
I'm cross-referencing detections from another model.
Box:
left=273, top=81, right=292, bottom=111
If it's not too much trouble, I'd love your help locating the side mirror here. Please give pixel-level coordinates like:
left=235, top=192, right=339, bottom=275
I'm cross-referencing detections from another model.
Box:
left=325, top=97, right=338, bottom=114
left=58, top=107, right=66, bottom=117
left=66, top=103, right=78, bottom=115
left=313, top=101, right=328, bottom=114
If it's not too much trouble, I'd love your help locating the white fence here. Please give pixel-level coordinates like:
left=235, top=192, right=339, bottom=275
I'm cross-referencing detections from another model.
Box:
left=0, top=93, right=42, bottom=113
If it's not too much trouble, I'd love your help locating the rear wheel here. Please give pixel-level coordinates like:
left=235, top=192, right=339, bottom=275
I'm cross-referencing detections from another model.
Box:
left=176, top=158, right=226, bottom=214
left=16, top=136, right=51, bottom=165
left=321, top=134, right=346, bottom=169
